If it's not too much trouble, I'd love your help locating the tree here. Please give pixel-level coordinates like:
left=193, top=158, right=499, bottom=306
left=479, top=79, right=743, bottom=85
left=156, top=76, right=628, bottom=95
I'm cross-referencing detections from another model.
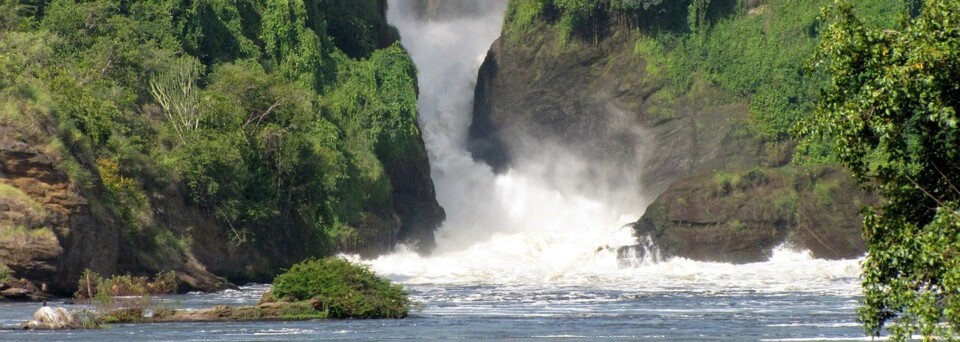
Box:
left=807, top=0, right=960, bottom=339
left=149, top=56, right=202, bottom=143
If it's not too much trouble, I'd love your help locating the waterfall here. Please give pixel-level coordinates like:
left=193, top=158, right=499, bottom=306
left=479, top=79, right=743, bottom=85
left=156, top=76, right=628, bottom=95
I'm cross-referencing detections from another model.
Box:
left=352, top=0, right=653, bottom=285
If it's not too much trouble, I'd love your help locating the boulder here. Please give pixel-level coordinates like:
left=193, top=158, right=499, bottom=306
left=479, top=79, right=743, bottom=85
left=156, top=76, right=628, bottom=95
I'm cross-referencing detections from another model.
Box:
left=0, top=287, right=30, bottom=299
left=21, top=306, right=81, bottom=330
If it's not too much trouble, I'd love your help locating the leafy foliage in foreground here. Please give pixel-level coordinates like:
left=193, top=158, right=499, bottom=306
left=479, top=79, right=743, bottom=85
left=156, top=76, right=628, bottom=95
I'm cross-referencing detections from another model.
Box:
left=807, top=0, right=960, bottom=339
left=271, top=257, right=408, bottom=319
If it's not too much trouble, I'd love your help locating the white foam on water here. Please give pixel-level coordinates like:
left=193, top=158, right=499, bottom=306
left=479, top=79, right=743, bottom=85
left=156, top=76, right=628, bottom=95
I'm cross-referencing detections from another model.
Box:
left=367, top=0, right=864, bottom=297
left=355, top=243, right=861, bottom=295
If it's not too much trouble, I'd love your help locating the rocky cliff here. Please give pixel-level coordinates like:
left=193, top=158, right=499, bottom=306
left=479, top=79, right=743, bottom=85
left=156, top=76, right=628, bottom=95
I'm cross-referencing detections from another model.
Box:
left=0, top=123, right=232, bottom=298
left=0, top=130, right=104, bottom=296
left=471, top=0, right=878, bottom=261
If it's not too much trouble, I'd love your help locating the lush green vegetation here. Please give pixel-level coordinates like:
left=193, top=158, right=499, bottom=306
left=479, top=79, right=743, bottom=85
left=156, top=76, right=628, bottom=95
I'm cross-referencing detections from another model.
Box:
left=69, top=262, right=409, bottom=323
left=0, top=0, right=426, bottom=262
left=505, top=0, right=684, bottom=43
left=271, top=257, right=408, bottom=319
left=633, top=0, right=912, bottom=147
left=808, top=0, right=960, bottom=339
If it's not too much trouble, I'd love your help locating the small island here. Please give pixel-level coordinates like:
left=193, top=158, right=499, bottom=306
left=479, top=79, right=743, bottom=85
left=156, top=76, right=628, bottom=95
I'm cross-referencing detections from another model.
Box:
left=22, top=257, right=408, bottom=329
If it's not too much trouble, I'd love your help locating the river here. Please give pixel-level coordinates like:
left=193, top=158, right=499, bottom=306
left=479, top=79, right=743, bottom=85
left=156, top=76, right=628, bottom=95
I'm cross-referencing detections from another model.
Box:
left=1, top=249, right=868, bottom=341
left=0, top=1, right=875, bottom=340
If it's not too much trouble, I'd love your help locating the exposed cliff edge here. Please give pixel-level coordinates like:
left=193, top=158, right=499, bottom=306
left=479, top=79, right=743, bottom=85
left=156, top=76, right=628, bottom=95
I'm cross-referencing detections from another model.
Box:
left=471, top=0, right=889, bottom=262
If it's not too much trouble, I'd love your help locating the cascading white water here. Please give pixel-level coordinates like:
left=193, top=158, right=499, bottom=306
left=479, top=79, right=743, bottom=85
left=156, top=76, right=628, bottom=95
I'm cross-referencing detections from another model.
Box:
left=358, top=0, right=862, bottom=295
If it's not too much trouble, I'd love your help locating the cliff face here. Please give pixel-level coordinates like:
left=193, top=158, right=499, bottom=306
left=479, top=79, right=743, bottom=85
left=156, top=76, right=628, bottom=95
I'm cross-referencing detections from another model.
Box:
left=471, top=15, right=761, bottom=198
left=471, top=0, right=874, bottom=261
left=0, top=130, right=114, bottom=295
left=0, top=124, right=234, bottom=296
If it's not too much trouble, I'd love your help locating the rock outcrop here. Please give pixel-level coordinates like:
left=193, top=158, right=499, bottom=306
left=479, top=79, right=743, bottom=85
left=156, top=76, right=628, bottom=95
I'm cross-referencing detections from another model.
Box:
left=472, top=14, right=761, bottom=199
left=633, top=166, right=873, bottom=263
left=1, top=277, right=44, bottom=301
left=0, top=126, right=227, bottom=296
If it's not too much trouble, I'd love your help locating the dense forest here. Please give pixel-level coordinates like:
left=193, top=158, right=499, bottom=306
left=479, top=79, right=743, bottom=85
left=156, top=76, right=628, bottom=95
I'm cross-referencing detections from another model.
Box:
left=0, top=0, right=442, bottom=293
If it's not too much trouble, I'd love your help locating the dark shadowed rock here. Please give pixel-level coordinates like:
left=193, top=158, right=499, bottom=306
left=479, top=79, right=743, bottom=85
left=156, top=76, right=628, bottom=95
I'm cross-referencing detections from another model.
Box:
left=1, top=287, right=31, bottom=299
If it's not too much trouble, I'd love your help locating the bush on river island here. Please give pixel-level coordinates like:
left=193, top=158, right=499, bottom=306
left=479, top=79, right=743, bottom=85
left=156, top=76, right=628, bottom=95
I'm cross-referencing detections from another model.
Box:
left=269, top=257, right=409, bottom=319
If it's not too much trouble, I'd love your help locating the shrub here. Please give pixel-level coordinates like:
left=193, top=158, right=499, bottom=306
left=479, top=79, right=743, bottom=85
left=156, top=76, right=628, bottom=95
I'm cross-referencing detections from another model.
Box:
left=0, top=263, right=9, bottom=282
left=75, top=270, right=177, bottom=300
left=75, top=270, right=178, bottom=323
left=95, top=157, right=146, bottom=230
left=271, top=257, right=409, bottom=319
